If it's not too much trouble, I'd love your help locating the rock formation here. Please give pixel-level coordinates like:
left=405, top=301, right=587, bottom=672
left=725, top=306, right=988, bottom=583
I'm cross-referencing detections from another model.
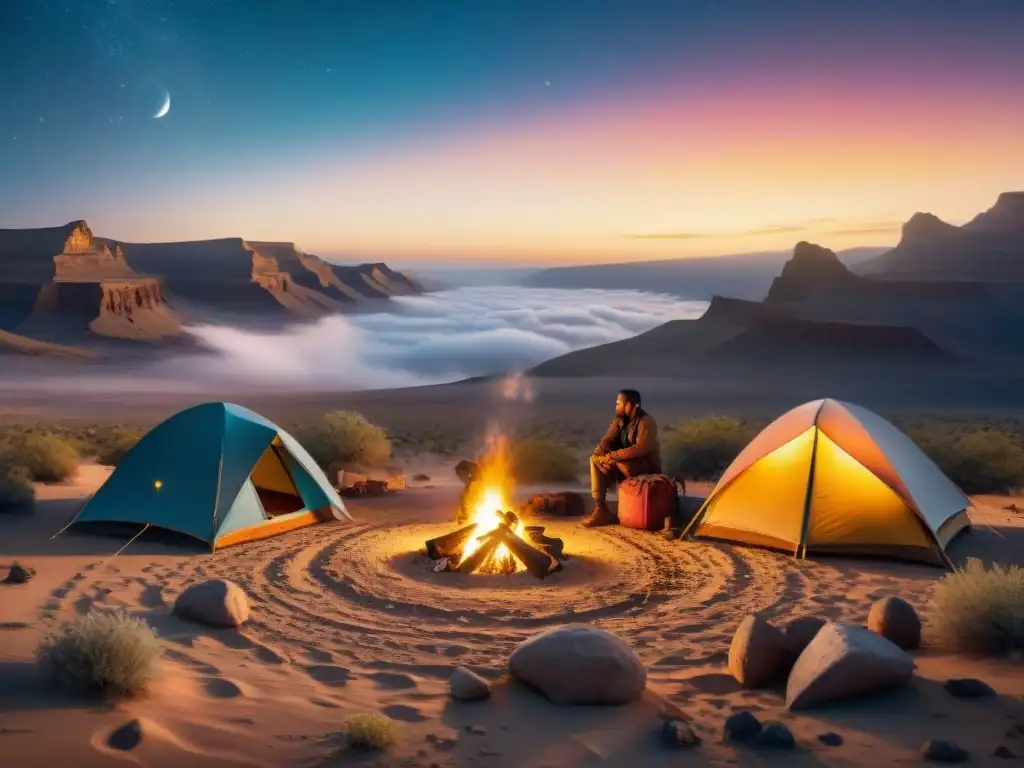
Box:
left=766, top=242, right=857, bottom=303
left=0, top=221, right=424, bottom=354
left=859, top=192, right=1024, bottom=280
left=0, top=221, right=182, bottom=347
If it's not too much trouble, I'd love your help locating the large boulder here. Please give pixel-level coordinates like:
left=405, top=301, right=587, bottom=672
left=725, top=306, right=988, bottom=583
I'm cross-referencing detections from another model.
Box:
left=786, top=622, right=914, bottom=710
left=728, top=615, right=791, bottom=688
left=508, top=624, right=646, bottom=705
left=172, top=579, right=250, bottom=628
left=867, top=596, right=921, bottom=650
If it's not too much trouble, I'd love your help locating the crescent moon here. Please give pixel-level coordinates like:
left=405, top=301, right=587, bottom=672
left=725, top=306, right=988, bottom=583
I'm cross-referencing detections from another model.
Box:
left=153, top=89, right=170, bottom=119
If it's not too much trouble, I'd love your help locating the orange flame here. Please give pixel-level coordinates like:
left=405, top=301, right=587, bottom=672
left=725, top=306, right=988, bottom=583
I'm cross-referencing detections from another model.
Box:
left=460, top=432, right=525, bottom=572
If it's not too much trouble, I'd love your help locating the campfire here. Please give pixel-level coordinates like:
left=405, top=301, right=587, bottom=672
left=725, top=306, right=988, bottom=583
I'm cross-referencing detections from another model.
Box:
left=424, top=436, right=566, bottom=579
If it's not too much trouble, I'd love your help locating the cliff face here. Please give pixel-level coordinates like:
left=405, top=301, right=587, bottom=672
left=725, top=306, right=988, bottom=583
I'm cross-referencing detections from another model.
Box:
left=103, top=237, right=425, bottom=320
left=0, top=221, right=182, bottom=348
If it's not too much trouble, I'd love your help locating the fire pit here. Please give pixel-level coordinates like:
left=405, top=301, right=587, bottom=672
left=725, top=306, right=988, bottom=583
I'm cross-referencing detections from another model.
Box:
left=425, top=509, right=566, bottom=578
left=423, top=445, right=568, bottom=579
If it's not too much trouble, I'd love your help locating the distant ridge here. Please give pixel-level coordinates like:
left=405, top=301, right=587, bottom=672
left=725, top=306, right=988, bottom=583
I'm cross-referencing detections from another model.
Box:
left=858, top=191, right=1024, bottom=280
left=520, top=246, right=887, bottom=301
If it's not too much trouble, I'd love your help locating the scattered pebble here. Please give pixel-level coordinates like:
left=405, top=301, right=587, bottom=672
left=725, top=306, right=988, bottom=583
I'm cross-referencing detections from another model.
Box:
left=723, top=711, right=762, bottom=743
left=921, top=740, right=969, bottom=763
left=944, top=678, right=996, bottom=699
left=993, top=745, right=1018, bottom=759
left=3, top=562, right=35, bottom=584
left=757, top=722, right=795, bottom=749
left=818, top=732, right=844, bottom=747
left=465, top=724, right=487, bottom=735
left=662, top=718, right=701, bottom=748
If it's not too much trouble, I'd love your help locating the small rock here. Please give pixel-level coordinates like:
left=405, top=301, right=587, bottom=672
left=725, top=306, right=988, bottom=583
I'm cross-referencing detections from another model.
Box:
left=508, top=624, right=646, bottom=705
left=818, top=732, right=843, bottom=746
left=3, top=562, right=35, bottom=584
left=172, top=579, right=250, bottom=627
left=944, top=678, right=996, bottom=699
left=757, top=722, right=795, bottom=749
left=662, top=718, right=701, bottom=748
left=480, top=748, right=500, bottom=756
left=413, top=473, right=431, bottom=482
left=993, top=745, right=1018, bottom=759
left=465, top=724, right=487, bottom=735
left=728, top=615, right=791, bottom=688
left=723, top=710, right=762, bottom=743
left=786, top=622, right=914, bottom=710
left=1008, top=720, right=1024, bottom=738
left=867, top=596, right=921, bottom=650
left=107, top=719, right=145, bottom=751
left=449, top=666, right=491, bottom=701
left=416, top=749, right=428, bottom=757
left=921, top=740, right=969, bottom=762
left=781, top=616, right=826, bottom=658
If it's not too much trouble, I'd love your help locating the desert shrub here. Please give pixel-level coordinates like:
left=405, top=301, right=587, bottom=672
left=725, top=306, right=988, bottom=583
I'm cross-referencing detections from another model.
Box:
left=509, top=438, right=581, bottom=483
left=929, top=558, right=1024, bottom=656
left=905, top=424, right=1024, bottom=494
left=7, top=432, right=79, bottom=483
left=89, top=425, right=145, bottom=466
left=293, top=411, right=392, bottom=475
left=0, top=453, right=35, bottom=511
left=662, top=416, right=759, bottom=481
left=36, top=609, right=163, bottom=698
left=342, top=712, right=397, bottom=752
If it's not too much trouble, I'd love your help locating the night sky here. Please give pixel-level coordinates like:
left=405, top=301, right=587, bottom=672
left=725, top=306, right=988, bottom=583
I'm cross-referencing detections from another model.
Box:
left=2, top=0, right=1023, bottom=263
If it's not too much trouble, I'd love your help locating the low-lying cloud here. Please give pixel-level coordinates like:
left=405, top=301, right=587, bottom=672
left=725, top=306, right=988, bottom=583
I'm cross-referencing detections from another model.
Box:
left=2, top=288, right=706, bottom=395
left=174, top=287, right=706, bottom=391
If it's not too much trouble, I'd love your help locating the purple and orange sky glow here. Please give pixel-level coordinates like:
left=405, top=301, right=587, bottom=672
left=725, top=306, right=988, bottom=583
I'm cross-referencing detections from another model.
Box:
left=2, top=0, right=1022, bottom=264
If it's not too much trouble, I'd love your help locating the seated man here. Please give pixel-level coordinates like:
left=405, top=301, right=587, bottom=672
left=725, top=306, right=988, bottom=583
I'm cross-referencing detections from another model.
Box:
left=583, top=389, right=662, bottom=527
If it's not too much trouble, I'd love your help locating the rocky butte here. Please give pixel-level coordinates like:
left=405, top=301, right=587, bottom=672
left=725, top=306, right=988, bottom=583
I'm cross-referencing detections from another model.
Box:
left=0, top=221, right=424, bottom=356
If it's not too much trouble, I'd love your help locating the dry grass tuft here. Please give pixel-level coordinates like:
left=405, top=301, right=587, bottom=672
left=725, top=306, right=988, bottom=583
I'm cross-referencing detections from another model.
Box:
left=510, top=437, right=581, bottom=483
left=293, top=411, right=392, bottom=475
left=342, top=712, right=398, bottom=751
left=90, top=425, right=146, bottom=466
left=929, top=558, right=1024, bottom=656
left=7, top=432, right=79, bottom=483
left=0, top=453, right=35, bottom=511
left=36, top=609, right=163, bottom=698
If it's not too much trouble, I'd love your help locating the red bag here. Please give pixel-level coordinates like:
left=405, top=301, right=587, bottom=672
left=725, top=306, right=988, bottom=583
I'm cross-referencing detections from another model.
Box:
left=618, top=475, right=677, bottom=530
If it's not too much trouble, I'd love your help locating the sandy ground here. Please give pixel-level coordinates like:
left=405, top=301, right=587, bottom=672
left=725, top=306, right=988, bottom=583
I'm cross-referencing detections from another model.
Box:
left=4, top=464, right=1024, bottom=767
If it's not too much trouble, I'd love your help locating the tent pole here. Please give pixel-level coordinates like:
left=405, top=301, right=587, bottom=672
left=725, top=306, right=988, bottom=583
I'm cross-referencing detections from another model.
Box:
left=796, top=403, right=827, bottom=558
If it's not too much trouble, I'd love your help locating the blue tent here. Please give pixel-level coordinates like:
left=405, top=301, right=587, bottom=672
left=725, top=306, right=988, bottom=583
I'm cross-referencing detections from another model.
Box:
left=71, top=402, right=351, bottom=549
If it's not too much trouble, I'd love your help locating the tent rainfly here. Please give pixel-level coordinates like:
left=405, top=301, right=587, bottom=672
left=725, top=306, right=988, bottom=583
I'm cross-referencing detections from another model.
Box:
left=70, top=402, right=351, bottom=549
left=683, top=399, right=971, bottom=567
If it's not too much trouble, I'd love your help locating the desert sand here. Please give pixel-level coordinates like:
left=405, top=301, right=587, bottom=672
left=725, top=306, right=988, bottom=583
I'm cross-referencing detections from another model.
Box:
left=3, top=462, right=1024, bottom=767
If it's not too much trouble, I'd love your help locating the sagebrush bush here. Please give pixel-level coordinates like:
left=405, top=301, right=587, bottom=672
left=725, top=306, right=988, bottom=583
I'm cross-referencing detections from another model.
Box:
left=342, top=712, right=397, bottom=751
left=0, top=454, right=35, bottom=511
left=929, top=558, right=1024, bottom=656
left=293, top=411, right=392, bottom=475
left=90, top=425, right=145, bottom=466
left=36, top=609, right=163, bottom=698
left=905, top=424, right=1024, bottom=494
left=510, top=437, right=581, bottom=483
left=8, top=432, right=79, bottom=483
left=662, top=415, right=759, bottom=481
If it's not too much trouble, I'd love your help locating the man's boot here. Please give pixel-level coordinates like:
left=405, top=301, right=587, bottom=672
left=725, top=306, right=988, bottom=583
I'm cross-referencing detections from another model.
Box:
left=582, top=501, right=617, bottom=527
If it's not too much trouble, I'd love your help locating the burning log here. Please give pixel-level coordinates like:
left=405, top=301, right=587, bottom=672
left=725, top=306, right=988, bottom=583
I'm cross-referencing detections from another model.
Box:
left=455, top=531, right=502, bottom=574
left=426, top=523, right=478, bottom=560
left=524, top=526, right=566, bottom=561
left=490, top=524, right=557, bottom=580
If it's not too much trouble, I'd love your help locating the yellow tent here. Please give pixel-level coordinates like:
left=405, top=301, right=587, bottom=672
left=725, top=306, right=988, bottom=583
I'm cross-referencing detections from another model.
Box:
left=684, top=399, right=971, bottom=566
